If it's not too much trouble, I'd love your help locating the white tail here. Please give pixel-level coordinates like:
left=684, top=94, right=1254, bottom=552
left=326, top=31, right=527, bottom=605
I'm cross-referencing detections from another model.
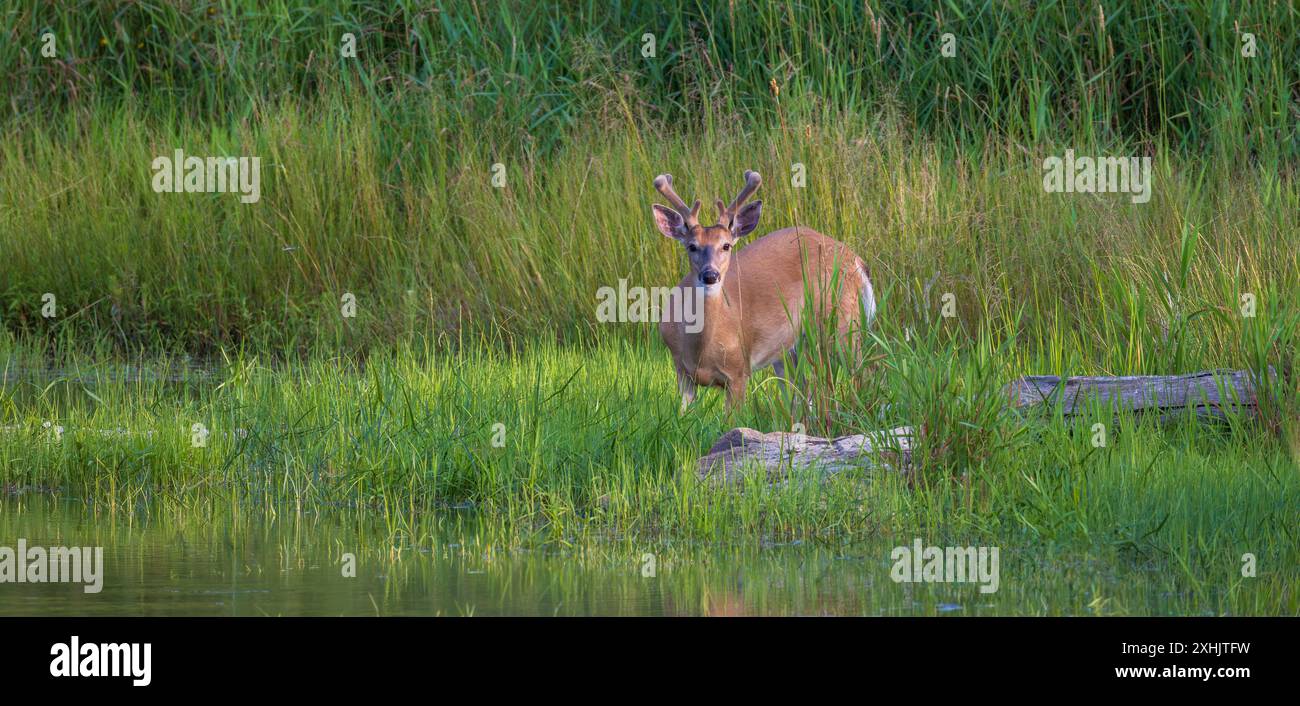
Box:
left=652, top=170, right=876, bottom=410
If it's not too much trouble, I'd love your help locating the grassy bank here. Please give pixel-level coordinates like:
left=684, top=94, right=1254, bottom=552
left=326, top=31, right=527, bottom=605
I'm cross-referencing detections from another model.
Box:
left=2, top=322, right=1298, bottom=612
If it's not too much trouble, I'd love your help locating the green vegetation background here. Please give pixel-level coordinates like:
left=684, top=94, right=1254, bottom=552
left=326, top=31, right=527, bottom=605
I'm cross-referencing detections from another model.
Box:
left=2, top=0, right=1296, bottom=354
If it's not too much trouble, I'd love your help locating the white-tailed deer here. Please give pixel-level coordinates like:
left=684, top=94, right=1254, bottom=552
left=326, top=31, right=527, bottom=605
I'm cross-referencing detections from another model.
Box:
left=652, top=170, right=876, bottom=411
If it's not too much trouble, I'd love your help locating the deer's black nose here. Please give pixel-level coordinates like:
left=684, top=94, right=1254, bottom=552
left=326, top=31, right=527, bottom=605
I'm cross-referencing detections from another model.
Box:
left=700, top=268, right=720, bottom=285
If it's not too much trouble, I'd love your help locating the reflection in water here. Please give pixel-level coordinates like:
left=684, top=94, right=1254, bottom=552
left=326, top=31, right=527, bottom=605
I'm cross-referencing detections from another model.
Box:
left=0, top=496, right=1020, bottom=616
left=6, top=495, right=1228, bottom=616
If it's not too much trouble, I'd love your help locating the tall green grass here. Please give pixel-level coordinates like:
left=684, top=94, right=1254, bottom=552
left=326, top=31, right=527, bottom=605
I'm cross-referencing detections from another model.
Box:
left=3, top=94, right=1297, bottom=354
left=4, top=1, right=1297, bottom=158
left=2, top=1, right=1297, bottom=353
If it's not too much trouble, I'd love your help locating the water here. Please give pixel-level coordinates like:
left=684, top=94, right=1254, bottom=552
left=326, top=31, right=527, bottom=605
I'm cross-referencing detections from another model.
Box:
left=0, top=497, right=1022, bottom=616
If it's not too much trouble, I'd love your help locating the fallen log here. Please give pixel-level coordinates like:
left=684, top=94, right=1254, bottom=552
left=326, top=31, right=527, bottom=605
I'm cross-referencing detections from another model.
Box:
left=697, top=426, right=913, bottom=482
left=699, top=369, right=1275, bottom=481
left=1006, top=369, right=1269, bottom=419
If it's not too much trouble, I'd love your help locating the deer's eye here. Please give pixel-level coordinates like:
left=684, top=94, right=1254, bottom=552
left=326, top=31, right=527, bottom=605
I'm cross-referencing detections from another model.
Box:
left=722, top=243, right=732, bottom=252
left=687, top=244, right=699, bottom=253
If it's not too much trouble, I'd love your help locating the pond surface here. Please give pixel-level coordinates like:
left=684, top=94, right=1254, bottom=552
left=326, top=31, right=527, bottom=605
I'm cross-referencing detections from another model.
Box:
left=0, top=496, right=1034, bottom=616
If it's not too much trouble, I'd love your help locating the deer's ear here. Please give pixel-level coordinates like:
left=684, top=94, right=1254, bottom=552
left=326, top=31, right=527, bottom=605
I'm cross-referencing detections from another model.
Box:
left=731, top=200, right=762, bottom=238
left=653, top=204, right=687, bottom=240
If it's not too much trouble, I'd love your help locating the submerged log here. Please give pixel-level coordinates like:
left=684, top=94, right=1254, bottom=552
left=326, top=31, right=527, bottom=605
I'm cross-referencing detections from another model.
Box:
left=699, top=369, right=1275, bottom=481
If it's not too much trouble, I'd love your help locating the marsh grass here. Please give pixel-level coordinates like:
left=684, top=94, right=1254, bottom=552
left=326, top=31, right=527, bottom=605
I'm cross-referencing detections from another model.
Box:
left=5, top=1, right=1296, bottom=157
left=3, top=97, right=1298, bottom=355
left=2, top=2, right=1298, bottom=354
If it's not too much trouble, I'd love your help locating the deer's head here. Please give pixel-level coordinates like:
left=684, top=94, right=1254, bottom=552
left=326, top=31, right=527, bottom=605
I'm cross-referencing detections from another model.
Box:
left=652, top=171, right=763, bottom=293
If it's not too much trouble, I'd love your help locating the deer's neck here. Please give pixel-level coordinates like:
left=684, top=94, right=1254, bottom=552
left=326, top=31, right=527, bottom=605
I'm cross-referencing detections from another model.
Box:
left=684, top=284, right=743, bottom=358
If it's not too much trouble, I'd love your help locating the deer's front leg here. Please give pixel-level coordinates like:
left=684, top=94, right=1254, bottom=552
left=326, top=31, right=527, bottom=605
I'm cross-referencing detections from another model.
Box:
left=677, top=368, right=697, bottom=412
left=724, top=375, right=748, bottom=412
